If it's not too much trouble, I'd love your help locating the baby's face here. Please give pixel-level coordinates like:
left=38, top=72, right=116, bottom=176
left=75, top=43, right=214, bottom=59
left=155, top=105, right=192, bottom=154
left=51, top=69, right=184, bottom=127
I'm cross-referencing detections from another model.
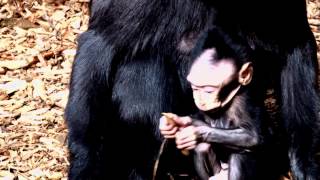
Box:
left=191, top=84, right=221, bottom=111
left=187, top=49, right=236, bottom=111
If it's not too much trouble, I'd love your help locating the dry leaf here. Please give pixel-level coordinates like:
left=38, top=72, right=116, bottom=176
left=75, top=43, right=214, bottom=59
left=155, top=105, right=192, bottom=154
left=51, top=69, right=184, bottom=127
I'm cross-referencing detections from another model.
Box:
left=46, top=171, right=63, bottom=179
left=29, top=168, right=45, bottom=178
left=32, top=79, right=47, bottom=100
left=13, top=27, right=27, bottom=38
left=0, top=171, right=15, bottom=179
left=0, top=79, right=27, bottom=94
left=16, top=105, right=35, bottom=114
left=0, top=39, right=11, bottom=52
left=17, top=174, right=28, bottom=180
left=0, top=90, right=8, bottom=100
left=69, top=16, right=82, bottom=29
left=0, top=60, right=30, bottom=70
left=52, top=11, right=65, bottom=22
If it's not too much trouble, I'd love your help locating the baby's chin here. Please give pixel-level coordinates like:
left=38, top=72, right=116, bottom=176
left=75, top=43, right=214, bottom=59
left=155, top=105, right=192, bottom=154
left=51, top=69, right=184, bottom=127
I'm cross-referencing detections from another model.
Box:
left=195, top=104, right=208, bottom=111
left=196, top=102, right=221, bottom=112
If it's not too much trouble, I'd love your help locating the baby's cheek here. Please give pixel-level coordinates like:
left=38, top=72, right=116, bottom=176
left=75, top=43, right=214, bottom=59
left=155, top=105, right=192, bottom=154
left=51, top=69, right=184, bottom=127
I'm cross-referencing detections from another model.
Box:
left=193, top=94, right=208, bottom=111
left=193, top=92, right=221, bottom=111
left=192, top=93, right=201, bottom=107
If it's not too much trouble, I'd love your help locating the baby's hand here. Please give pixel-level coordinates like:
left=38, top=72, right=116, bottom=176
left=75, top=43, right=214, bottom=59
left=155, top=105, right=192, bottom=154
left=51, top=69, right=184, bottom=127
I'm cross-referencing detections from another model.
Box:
left=159, top=115, right=178, bottom=138
left=175, top=125, right=198, bottom=150
left=159, top=113, right=192, bottom=139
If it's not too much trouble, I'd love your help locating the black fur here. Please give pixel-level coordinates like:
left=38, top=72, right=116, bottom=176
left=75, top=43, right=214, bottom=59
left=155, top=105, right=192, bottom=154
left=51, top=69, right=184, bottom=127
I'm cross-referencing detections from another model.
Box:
left=65, top=0, right=320, bottom=179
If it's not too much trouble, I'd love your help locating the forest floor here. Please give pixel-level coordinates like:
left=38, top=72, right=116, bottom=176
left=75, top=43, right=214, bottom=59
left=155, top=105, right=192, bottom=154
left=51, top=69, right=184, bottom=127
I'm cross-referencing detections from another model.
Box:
left=0, top=0, right=319, bottom=179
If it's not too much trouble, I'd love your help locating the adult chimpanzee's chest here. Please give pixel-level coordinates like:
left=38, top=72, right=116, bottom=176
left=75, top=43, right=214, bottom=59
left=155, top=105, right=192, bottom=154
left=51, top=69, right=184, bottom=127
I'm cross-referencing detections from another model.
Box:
left=110, top=55, right=194, bottom=124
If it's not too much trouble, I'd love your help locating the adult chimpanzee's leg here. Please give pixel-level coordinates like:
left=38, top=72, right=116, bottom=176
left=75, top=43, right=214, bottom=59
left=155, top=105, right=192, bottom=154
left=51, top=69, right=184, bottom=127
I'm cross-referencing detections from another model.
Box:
left=280, top=30, right=320, bottom=179
left=65, top=31, right=116, bottom=180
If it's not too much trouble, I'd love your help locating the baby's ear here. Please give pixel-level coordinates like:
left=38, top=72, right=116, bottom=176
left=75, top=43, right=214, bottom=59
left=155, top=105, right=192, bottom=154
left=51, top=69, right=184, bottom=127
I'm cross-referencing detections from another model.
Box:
left=238, top=62, right=253, bottom=86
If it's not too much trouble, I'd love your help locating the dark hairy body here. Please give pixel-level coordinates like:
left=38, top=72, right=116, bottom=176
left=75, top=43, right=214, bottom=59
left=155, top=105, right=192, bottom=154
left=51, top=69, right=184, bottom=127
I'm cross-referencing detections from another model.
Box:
left=191, top=91, right=287, bottom=180
left=65, top=0, right=320, bottom=179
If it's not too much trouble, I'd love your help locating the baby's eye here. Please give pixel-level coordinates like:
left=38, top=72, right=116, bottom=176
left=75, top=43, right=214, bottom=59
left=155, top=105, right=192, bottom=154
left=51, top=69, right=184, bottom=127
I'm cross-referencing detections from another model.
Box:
left=203, top=86, right=218, bottom=93
left=204, top=90, right=215, bottom=93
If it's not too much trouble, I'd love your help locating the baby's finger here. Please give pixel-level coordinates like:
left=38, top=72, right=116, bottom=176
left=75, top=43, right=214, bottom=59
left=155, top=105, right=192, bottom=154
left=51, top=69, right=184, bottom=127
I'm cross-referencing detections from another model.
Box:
left=159, top=118, right=176, bottom=131
left=159, top=123, right=174, bottom=131
left=176, top=134, right=197, bottom=145
left=175, top=126, right=197, bottom=140
left=163, top=134, right=176, bottom=138
left=159, top=116, right=171, bottom=126
left=176, top=140, right=197, bottom=150
left=161, top=127, right=178, bottom=137
left=175, top=116, right=192, bottom=126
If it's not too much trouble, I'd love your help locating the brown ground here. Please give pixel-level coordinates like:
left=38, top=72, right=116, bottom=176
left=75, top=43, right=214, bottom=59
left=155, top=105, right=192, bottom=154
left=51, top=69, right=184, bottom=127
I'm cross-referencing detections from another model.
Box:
left=0, top=0, right=319, bottom=179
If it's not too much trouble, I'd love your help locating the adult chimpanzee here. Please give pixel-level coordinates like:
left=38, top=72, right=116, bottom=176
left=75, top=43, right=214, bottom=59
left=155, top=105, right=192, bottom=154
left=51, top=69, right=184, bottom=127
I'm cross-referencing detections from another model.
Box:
left=159, top=28, right=288, bottom=180
left=65, top=0, right=320, bottom=179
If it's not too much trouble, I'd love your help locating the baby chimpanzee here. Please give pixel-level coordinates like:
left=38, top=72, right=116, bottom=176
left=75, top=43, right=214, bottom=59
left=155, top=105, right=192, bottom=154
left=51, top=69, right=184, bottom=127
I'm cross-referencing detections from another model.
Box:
left=160, top=28, right=288, bottom=180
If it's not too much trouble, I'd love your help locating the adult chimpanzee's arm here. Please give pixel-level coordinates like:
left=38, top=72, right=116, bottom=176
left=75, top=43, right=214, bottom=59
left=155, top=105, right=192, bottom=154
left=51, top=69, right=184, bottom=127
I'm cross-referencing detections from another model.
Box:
left=65, top=30, right=115, bottom=180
